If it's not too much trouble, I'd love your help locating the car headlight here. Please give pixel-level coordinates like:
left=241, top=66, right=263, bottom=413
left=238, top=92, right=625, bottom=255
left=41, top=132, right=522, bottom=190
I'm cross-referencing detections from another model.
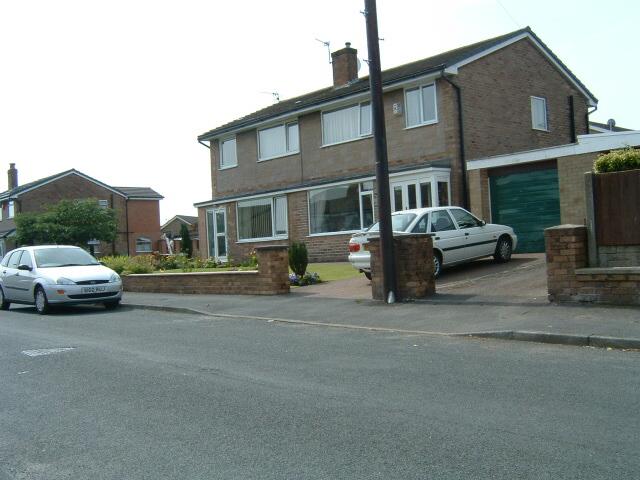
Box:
left=110, top=273, right=121, bottom=283
left=56, top=277, right=76, bottom=285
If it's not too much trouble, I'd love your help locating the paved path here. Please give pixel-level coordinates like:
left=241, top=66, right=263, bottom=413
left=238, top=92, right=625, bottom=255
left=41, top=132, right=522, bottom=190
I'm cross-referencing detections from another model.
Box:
left=122, top=254, right=640, bottom=349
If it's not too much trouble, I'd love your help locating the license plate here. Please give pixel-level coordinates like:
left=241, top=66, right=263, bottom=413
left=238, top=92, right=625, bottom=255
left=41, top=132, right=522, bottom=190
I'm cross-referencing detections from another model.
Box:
left=81, top=286, right=107, bottom=294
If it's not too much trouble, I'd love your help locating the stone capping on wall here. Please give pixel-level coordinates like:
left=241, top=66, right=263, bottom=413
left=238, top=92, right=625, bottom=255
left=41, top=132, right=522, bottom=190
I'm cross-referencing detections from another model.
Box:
left=123, top=245, right=289, bottom=295
left=367, top=233, right=435, bottom=301
left=544, top=225, right=640, bottom=305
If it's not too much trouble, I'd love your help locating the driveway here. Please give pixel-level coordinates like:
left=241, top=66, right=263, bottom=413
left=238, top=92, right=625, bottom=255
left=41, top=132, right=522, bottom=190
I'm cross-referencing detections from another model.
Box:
left=292, top=254, right=547, bottom=304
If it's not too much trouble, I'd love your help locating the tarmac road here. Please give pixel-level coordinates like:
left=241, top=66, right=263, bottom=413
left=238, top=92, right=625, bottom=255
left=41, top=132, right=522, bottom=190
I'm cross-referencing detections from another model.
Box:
left=1, top=306, right=639, bottom=479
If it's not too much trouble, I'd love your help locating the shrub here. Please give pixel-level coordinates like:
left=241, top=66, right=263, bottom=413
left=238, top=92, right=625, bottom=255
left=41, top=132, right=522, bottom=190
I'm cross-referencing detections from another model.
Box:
left=123, top=255, right=155, bottom=274
left=288, top=242, right=308, bottom=277
left=100, top=255, right=129, bottom=274
left=240, top=249, right=258, bottom=268
left=179, top=224, right=193, bottom=258
left=594, top=147, right=640, bottom=173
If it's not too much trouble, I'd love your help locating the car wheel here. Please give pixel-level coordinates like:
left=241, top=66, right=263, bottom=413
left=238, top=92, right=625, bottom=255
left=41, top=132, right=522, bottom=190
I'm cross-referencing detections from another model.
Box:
left=0, top=287, right=10, bottom=310
left=34, top=286, right=50, bottom=315
left=433, top=251, right=442, bottom=278
left=104, top=299, right=121, bottom=310
left=363, top=271, right=372, bottom=281
left=494, top=236, right=513, bottom=263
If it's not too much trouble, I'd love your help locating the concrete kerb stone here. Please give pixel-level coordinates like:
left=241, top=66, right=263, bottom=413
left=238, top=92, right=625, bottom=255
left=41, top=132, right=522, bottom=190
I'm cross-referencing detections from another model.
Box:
left=125, top=304, right=640, bottom=351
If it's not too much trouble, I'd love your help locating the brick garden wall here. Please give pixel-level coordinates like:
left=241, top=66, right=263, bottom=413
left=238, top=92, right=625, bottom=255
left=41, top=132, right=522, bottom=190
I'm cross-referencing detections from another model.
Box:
left=545, top=225, right=640, bottom=305
left=123, top=245, right=289, bottom=295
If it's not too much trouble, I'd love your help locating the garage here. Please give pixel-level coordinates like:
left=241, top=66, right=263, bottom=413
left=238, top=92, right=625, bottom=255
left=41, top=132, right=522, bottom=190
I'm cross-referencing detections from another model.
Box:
left=489, top=162, right=560, bottom=253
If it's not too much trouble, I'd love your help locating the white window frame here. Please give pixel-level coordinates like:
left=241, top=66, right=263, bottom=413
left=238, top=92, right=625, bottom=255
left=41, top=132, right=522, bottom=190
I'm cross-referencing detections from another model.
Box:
left=257, top=121, right=299, bottom=161
left=0, top=203, right=3, bottom=221
left=236, top=195, right=288, bottom=243
left=404, top=82, right=438, bottom=129
left=531, top=96, right=549, bottom=131
left=98, top=199, right=109, bottom=209
left=307, top=182, right=375, bottom=237
left=219, top=136, right=238, bottom=170
left=321, top=102, right=372, bottom=147
left=7, top=201, right=14, bottom=219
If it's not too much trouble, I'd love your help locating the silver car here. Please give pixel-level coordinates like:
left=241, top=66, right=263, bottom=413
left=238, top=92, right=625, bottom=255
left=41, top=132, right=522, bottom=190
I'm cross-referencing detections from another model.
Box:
left=348, top=206, right=517, bottom=279
left=0, top=245, right=123, bottom=314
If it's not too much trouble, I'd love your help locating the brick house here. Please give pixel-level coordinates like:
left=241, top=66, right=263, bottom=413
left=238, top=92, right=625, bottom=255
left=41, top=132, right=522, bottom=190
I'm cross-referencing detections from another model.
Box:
left=160, top=214, right=200, bottom=254
left=194, top=27, right=597, bottom=261
left=0, top=164, right=163, bottom=257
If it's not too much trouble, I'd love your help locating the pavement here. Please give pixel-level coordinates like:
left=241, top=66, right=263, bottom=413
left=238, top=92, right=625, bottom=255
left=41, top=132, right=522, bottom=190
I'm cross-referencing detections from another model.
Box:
left=122, top=254, right=640, bottom=350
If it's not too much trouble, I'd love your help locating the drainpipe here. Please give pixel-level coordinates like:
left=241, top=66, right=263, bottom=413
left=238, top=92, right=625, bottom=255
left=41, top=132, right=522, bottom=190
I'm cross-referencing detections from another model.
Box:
left=441, top=71, right=469, bottom=210
left=125, top=199, right=130, bottom=256
left=568, top=96, right=577, bottom=143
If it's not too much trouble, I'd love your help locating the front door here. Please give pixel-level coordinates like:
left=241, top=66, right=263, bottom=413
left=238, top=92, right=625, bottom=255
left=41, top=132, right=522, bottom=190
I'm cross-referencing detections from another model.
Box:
left=207, top=208, right=228, bottom=262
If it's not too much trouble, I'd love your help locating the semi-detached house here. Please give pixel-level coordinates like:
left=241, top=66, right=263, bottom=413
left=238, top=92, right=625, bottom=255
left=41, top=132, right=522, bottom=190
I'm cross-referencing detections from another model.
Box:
left=195, top=27, right=597, bottom=262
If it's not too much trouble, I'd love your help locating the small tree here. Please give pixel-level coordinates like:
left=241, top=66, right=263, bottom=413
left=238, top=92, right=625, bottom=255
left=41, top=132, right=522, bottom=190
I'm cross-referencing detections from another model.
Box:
left=288, top=242, right=308, bottom=277
left=179, top=223, right=193, bottom=258
left=15, top=198, right=117, bottom=248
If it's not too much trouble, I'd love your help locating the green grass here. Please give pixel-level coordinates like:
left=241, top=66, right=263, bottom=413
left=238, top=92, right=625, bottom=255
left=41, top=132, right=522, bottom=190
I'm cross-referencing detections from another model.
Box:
left=302, top=262, right=361, bottom=282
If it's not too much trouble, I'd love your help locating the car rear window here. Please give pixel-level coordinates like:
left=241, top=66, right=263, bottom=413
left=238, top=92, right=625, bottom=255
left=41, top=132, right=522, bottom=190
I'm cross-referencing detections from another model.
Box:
left=34, top=247, right=100, bottom=268
left=368, top=213, right=417, bottom=233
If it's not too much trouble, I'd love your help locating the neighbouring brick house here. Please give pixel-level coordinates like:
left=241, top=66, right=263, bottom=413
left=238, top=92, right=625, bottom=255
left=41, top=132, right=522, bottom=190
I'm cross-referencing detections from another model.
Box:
left=160, top=214, right=200, bottom=254
left=195, top=27, right=597, bottom=262
left=0, top=164, right=164, bottom=257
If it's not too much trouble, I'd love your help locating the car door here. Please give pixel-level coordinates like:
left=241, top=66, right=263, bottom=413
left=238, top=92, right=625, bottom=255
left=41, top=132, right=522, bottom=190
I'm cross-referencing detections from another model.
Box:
left=14, top=250, right=36, bottom=302
left=1, top=250, right=23, bottom=301
left=449, top=208, right=497, bottom=259
left=428, top=209, right=465, bottom=265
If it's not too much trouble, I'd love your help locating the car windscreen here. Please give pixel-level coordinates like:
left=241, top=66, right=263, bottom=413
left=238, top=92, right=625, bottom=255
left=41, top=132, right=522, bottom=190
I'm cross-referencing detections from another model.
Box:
left=367, top=213, right=417, bottom=233
left=34, top=248, right=100, bottom=268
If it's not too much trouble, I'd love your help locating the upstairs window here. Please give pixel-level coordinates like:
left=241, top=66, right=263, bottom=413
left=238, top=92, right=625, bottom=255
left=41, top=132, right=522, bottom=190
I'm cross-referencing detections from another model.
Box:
left=405, top=83, right=437, bottom=128
left=258, top=122, right=299, bottom=160
left=531, top=96, right=548, bottom=131
left=220, top=137, right=237, bottom=169
left=322, top=102, right=371, bottom=146
left=98, top=199, right=109, bottom=208
left=8, top=201, right=14, bottom=218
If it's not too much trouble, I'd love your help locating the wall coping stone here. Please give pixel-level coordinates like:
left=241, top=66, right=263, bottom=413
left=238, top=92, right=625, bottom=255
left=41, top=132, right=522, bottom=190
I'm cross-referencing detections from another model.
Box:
left=126, top=270, right=258, bottom=278
left=545, top=224, right=586, bottom=231
left=576, top=267, right=640, bottom=275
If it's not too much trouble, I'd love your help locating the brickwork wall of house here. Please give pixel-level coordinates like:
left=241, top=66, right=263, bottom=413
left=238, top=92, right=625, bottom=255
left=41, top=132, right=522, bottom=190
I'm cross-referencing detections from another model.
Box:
left=598, top=246, right=640, bottom=268
left=161, top=219, right=197, bottom=239
left=15, top=174, right=128, bottom=255
left=557, top=153, right=597, bottom=225
left=197, top=208, right=208, bottom=258
left=127, top=200, right=162, bottom=255
left=457, top=38, right=590, bottom=160
left=211, top=80, right=465, bottom=207
left=467, top=168, right=491, bottom=221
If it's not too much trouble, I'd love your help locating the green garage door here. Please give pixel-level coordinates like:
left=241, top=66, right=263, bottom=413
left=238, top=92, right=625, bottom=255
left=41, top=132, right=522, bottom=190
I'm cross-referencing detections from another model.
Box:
left=490, top=167, right=560, bottom=253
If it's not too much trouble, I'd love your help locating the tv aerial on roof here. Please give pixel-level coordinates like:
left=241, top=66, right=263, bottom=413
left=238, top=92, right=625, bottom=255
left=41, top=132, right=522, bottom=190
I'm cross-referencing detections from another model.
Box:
left=315, top=38, right=331, bottom=64
left=260, top=91, right=280, bottom=103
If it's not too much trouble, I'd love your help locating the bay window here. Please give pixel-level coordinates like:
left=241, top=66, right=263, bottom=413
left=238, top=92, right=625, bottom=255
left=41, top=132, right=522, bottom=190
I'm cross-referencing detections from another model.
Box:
left=322, top=102, right=371, bottom=146
left=258, top=121, right=299, bottom=160
left=237, top=196, right=288, bottom=241
left=309, top=182, right=375, bottom=235
left=405, top=83, right=437, bottom=128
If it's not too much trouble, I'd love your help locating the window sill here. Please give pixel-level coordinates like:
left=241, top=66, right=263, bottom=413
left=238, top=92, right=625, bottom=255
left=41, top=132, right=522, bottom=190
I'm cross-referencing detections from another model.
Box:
left=236, top=236, right=288, bottom=244
left=404, top=119, right=438, bottom=131
left=321, top=135, right=372, bottom=149
left=258, top=151, right=300, bottom=162
left=532, top=127, right=550, bottom=132
left=308, top=230, right=361, bottom=238
left=219, top=164, right=238, bottom=171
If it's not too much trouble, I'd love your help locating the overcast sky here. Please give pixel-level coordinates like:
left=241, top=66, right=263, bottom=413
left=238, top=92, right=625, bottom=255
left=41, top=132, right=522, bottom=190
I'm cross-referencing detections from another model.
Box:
left=1, top=0, right=637, bottom=223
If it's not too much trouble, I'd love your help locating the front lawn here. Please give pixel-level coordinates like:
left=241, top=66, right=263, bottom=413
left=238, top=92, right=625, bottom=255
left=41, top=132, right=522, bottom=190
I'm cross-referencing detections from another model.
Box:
left=304, top=262, right=360, bottom=282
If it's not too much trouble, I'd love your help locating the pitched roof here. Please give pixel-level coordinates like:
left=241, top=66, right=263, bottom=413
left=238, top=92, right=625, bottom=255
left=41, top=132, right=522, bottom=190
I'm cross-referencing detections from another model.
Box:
left=161, top=214, right=198, bottom=230
left=113, top=186, right=164, bottom=200
left=0, top=169, right=163, bottom=201
left=198, top=27, right=596, bottom=141
left=589, top=120, right=632, bottom=133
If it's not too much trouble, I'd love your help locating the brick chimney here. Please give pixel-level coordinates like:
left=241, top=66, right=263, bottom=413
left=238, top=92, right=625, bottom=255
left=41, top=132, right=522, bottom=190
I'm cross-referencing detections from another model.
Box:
left=331, top=42, right=358, bottom=87
left=7, top=163, right=18, bottom=190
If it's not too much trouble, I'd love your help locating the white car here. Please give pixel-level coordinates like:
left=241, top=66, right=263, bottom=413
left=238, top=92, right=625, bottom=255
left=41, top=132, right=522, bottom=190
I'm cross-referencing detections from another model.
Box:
left=348, top=206, right=517, bottom=279
left=0, top=245, right=123, bottom=314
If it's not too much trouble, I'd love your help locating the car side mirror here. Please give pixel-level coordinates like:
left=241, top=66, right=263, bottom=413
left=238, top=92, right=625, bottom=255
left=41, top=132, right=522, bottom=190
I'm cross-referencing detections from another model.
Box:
left=18, top=264, right=32, bottom=271
left=480, top=220, right=486, bottom=226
